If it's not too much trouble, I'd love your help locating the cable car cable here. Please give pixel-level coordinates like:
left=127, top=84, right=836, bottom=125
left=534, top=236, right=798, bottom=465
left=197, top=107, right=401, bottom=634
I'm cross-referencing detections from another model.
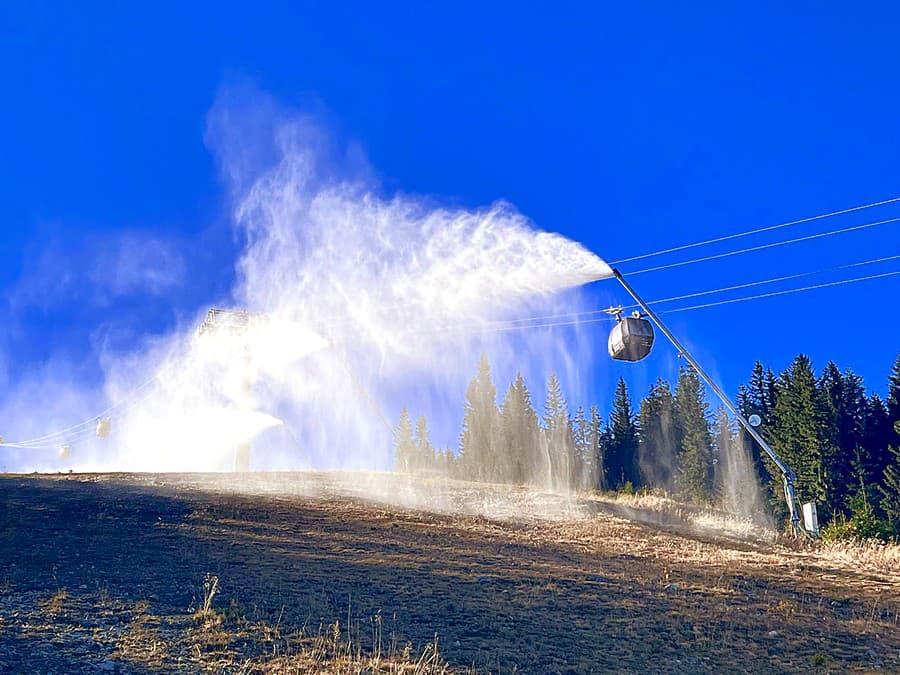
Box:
left=0, top=377, right=158, bottom=449
left=5, top=253, right=899, bottom=452
left=439, top=266, right=900, bottom=336
left=472, top=252, right=900, bottom=329
left=610, top=195, right=900, bottom=265
left=658, top=268, right=900, bottom=315
left=622, top=216, right=900, bottom=276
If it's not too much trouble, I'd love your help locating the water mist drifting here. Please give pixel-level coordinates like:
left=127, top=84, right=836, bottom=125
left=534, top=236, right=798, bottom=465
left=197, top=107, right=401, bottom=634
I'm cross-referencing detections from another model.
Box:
left=93, top=89, right=613, bottom=475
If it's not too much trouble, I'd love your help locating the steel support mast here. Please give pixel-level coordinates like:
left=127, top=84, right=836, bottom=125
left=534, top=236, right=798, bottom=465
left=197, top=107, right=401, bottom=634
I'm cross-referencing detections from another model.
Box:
left=611, top=268, right=806, bottom=535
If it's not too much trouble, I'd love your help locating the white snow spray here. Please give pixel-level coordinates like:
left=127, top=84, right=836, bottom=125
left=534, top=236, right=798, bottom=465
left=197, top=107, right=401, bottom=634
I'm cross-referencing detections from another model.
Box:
left=91, top=87, right=613, bottom=476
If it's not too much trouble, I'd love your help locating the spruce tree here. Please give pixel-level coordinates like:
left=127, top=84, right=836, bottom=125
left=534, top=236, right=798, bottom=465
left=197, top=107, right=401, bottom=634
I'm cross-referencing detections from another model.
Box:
left=414, top=414, right=435, bottom=473
left=864, top=394, right=896, bottom=503
left=519, top=376, right=542, bottom=485
left=887, top=353, right=900, bottom=424
left=394, top=408, right=415, bottom=473
left=674, top=365, right=714, bottom=503
left=499, top=373, right=539, bottom=484
left=736, top=361, right=778, bottom=493
left=770, top=354, right=836, bottom=516
left=459, top=354, right=500, bottom=482
left=819, top=363, right=867, bottom=512
left=878, top=445, right=900, bottom=537
left=572, top=406, right=594, bottom=491
left=607, top=378, right=640, bottom=489
left=590, top=405, right=606, bottom=491
left=712, top=407, right=730, bottom=504
left=543, top=373, right=574, bottom=491
left=638, top=378, right=679, bottom=492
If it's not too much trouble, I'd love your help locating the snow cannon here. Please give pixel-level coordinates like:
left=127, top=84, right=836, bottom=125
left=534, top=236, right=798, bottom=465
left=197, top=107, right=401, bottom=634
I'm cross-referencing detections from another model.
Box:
left=606, top=267, right=816, bottom=538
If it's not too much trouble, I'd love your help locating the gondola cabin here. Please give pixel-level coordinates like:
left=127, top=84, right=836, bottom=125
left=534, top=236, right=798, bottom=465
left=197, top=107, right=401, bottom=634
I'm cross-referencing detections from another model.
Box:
left=608, top=313, right=654, bottom=362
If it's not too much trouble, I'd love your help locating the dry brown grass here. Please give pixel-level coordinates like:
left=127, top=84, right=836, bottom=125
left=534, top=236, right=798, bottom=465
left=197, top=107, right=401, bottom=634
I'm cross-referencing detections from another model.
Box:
left=249, top=621, right=463, bottom=674
left=40, top=589, right=68, bottom=615
left=3, top=472, right=899, bottom=672
left=816, top=538, right=900, bottom=575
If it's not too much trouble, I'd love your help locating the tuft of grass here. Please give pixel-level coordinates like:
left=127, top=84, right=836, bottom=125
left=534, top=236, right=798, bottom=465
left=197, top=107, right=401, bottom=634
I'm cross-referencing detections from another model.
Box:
left=816, top=538, right=900, bottom=574
left=42, top=589, right=68, bottom=615
left=253, top=621, right=464, bottom=674
left=192, top=573, right=223, bottom=628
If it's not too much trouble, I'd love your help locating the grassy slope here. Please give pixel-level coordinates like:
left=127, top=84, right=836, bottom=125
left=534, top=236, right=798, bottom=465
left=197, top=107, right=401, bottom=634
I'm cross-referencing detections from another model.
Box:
left=0, top=473, right=897, bottom=673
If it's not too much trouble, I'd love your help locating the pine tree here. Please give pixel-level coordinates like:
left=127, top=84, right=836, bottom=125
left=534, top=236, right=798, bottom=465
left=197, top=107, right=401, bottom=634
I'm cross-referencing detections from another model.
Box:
left=393, top=408, right=416, bottom=473
left=414, top=414, right=435, bottom=473
left=887, top=353, right=900, bottom=425
left=638, top=378, right=679, bottom=492
left=864, top=394, right=895, bottom=503
left=712, top=407, right=730, bottom=504
left=499, top=373, right=540, bottom=484
left=543, top=373, right=574, bottom=491
left=572, top=406, right=594, bottom=491
left=459, top=354, right=500, bottom=482
left=606, top=378, right=639, bottom=489
left=769, top=354, right=836, bottom=517
left=819, top=363, right=870, bottom=513
left=878, top=445, right=900, bottom=537
left=736, top=360, right=778, bottom=493
left=674, top=365, right=714, bottom=502
left=590, top=405, right=606, bottom=491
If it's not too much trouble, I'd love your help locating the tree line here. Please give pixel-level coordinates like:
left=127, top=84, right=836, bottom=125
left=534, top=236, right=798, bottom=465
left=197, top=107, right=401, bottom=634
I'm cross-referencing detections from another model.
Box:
left=393, top=353, right=900, bottom=539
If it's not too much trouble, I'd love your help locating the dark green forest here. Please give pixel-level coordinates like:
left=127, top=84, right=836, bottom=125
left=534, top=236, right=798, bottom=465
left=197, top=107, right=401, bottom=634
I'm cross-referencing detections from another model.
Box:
left=393, top=353, right=900, bottom=540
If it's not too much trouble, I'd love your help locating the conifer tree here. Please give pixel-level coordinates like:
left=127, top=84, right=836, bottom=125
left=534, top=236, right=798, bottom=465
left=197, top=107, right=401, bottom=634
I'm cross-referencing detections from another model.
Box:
left=736, top=360, right=778, bottom=492
left=499, top=373, right=540, bottom=484
left=572, top=406, right=594, bottom=490
left=518, top=375, right=542, bottom=484
left=887, top=353, right=900, bottom=425
left=819, top=363, right=868, bottom=512
left=878, top=445, right=900, bottom=536
left=606, top=378, right=639, bottom=489
left=864, top=394, right=895, bottom=497
left=459, top=354, right=500, bottom=482
left=674, top=366, right=714, bottom=502
left=638, top=378, right=679, bottom=492
left=394, top=408, right=415, bottom=473
left=769, top=355, right=836, bottom=516
left=590, top=406, right=606, bottom=490
left=543, top=373, right=574, bottom=490
left=712, top=407, right=730, bottom=503
left=414, top=414, right=435, bottom=473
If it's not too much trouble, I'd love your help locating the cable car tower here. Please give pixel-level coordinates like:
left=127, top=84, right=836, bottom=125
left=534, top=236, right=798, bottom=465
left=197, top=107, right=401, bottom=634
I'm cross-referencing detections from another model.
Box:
left=196, top=308, right=263, bottom=472
left=606, top=268, right=816, bottom=537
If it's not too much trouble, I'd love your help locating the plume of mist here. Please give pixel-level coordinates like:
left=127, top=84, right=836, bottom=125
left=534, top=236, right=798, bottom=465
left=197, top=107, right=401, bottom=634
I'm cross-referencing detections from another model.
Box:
left=0, top=87, right=777, bottom=537
left=86, top=87, right=612, bottom=474
left=717, top=426, right=772, bottom=525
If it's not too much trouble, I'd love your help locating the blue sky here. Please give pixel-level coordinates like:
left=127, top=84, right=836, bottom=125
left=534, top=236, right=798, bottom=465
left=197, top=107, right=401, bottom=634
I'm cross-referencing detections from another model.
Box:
left=2, top=3, right=899, bottom=438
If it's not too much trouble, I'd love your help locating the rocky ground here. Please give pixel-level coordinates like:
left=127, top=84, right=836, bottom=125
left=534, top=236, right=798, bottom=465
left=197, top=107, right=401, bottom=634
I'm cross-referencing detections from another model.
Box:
left=0, top=472, right=897, bottom=673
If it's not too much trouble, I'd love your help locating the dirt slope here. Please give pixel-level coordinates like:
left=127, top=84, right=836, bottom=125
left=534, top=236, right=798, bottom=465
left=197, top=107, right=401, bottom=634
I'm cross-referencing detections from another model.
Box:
left=0, top=473, right=897, bottom=673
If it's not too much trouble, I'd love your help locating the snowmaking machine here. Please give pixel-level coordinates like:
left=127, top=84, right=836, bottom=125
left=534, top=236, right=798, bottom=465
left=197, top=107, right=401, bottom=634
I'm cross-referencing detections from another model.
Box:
left=605, top=268, right=818, bottom=538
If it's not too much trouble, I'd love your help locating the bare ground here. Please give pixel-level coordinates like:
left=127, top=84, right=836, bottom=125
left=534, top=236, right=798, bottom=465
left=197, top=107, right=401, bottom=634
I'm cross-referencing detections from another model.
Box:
left=0, top=472, right=897, bottom=673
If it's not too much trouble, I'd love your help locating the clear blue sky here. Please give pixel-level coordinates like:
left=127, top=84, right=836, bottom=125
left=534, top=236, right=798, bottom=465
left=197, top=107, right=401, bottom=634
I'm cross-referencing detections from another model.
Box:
left=2, top=2, right=899, bottom=420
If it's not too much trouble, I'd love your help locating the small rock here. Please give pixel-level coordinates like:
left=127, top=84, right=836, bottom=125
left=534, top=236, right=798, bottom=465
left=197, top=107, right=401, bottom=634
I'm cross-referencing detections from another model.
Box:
left=767, top=630, right=779, bottom=637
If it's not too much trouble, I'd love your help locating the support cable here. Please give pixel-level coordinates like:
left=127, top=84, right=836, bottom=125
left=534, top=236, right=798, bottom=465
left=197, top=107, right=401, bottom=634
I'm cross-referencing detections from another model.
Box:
left=623, top=216, right=900, bottom=276
left=611, top=195, right=900, bottom=264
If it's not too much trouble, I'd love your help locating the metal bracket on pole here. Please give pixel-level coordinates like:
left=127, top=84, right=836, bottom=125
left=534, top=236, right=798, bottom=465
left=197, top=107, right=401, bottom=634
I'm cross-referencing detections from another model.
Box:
left=610, top=268, right=808, bottom=536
